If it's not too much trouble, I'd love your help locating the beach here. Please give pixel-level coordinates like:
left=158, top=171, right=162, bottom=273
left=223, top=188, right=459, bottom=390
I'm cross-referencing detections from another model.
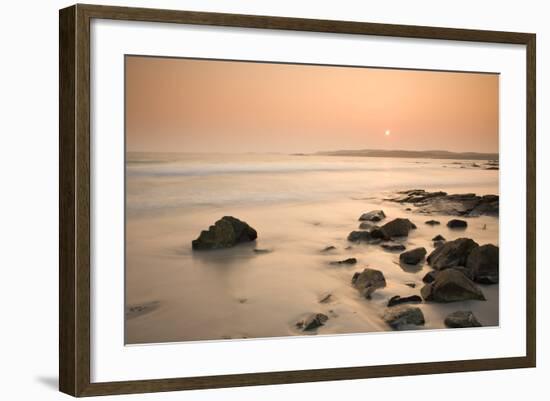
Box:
left=125, top=152, right=499, bottom=344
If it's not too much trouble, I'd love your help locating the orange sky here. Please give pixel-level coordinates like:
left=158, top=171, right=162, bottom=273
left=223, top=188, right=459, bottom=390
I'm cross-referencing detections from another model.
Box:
left=125, top=56, right=499, bottom=154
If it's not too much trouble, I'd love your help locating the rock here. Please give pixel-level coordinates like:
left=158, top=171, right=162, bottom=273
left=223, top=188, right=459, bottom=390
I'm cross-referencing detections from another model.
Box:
left=466, top=244, right=499, bottom=284
left=427, top=238, right=479, bottom=270
left=299, top=313, right=329, bottom=331
left=358, top=210, right=386, bottom=222
left=405, top=207, right=412, bottom=211
left=405, top=282, right=416, bottom=288
left=352, top=268, right=387, bottom=298
left=347, top=230, right=373, bottom=243
left=321, top=245, right=336, bottom=252
left=319, top=293, right=332, bottom=303
left=421, top=269, right=486, bottom=302
left=125, top=301, right=160, bottom=320
left=380, top=218, right=416, bottom=238
left=381, top=243, right=406, bottom=252
left=444, top=311, right=482, bottom=328
left=425, top=220, right=440, bottom=226
left=253, top=248, right=272, bottom=254
left=433, top=240, right=445, bottom=248
left=359, top=221, right=378, bottom=230
left=383, top=305, right=425, bottom=329
left=330, top=257, right=357, bottom=265
left=422, top=270, right=439, bottom=284
left=387, top=295, right=423, bottom=307
left=432, top=234, right=446, bottom=241
left=388, top=189, right=499, bottom=217
left=192, top=216, right=257, bottom=250
left=399, top=247, right=427, bottom=265
left=447, top=219, right=468, bottom=229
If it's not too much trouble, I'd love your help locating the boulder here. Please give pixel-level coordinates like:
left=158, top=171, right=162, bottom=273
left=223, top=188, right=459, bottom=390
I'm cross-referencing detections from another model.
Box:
left=399, top=247, right=427, bottom=265
left=380, top=218, right=416, bottom=238
left=192, top=216, right=257, bottom=250
left=427, top=238, right=479, bottom=270
left=432, top=234, right=446, bottom=241
left=466, top=244, right=499, bottom=284
left=330, top=257, right=357, bottom=265
left=358, top=210, right=386, bottom=222
left=433, top=240, right=445, bottom=248
left=425, top=220, right=440, bottom=226
left=352, top=268, right=387, bottom=299
left=387, top=295, right=422, bottom=307
left=359, top=221, right=378, bottom=230
left=447, top=219, right=468, bottom=229
left=422, top=270, right=439, bottom=284
left=444, top=311, right=482, bottom=328
left=383, top=305, right=425, bottom=330
left=421, top=269, right=486, bottom=302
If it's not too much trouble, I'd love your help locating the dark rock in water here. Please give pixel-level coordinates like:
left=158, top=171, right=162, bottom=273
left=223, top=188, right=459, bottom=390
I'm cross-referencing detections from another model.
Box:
left=383, top=305, right=425, bottom=329
left=381, top=243, right=406, bottom=252
left=425, top=220, right=440, bottom=226
left=485, top=167, right=499, bottom=170
left=421, top=269, right=485, bottom=302
left=387, top=295, right=423, bottom=307
left=422, top=270, right=439, bottom=284
left=358, top=210, right=386, bottom=222
left=330, top=257, right=357, bottom=265
left=352, top=268, right=386, bottom=298
left=125, top=301, right=160, bottom=320
left=387, top=189, right=499, bottom=217
left=380, top=218, right=416, bottom=238
left=405, top=282, right=416, bottom=288
left=253, top=248, right=272, bottom=254
left=319, top=293, right=332, bottom=303
left=321, top=245, right=336, bottom=252
left=432, top=234, right=446, bottom=241
left=192, top=216, right=257, bottom=250
left=359, top=221, right=378, bottom=230
left=466, top=244, right=499, bottom=284
left=405, top=207, right=412, bottom=211
left=433, top=240, right=445, bottom=248
left=444, top=311, right=482, bottom=328
left=347, top=230, right=373, bottom=243
left=427, top=238, right=479, bottom=270
left=299, top=313, right=329, bottom=331
left=447, top=219, right=468, bottom=229
left=399, top=247, right=427, bottom=265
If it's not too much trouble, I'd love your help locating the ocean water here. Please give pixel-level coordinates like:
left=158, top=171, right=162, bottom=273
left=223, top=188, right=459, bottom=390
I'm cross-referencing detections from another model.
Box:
left=125, top=153, right=499, bottom=344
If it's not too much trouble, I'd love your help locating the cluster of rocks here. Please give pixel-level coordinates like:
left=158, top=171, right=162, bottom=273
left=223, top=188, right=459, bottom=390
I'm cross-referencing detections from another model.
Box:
left=386, top=189, right=499, bottom=217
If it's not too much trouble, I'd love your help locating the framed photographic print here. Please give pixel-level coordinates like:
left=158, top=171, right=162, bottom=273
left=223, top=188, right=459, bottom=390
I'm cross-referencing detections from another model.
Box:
left=59, top=4, right=536, bottom=397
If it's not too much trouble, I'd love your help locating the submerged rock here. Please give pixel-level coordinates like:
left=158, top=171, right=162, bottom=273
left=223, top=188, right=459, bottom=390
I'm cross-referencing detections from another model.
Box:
left=444, top=311, right=482, bottom=328
left=432, top=234, right=446, bottom=241
left=383, top=305, right=425, bottom=330
left=298, top=313, right=329, bottom=331
left=347, top=230, right=374, bottom=243
left=359, top=221, right=378, bottom=230
left=380, top=218, right=416, bottom=238
left=381, top=243, right=406, bottom=252
left=387, top=295, right=422, bottom=307
left=399, top=247, right=427, bottom=265
left=421, top=269, right=485, bottom=302
left=425, top=220, right=441, bottom=226
left=427, top=238, right=479, bottom=270
left=466, top=244, right=499, bottom=284
left=352, top=268, right=387, bottom=299
left=447, top=219, right=468, bottom=229
left=321, top=245, right=336, bottom=252
left=359, top=210, right=386, bottom=222
left=330, top=257, right=357, bottom=265
left=192, top=216, right=257, bottom=250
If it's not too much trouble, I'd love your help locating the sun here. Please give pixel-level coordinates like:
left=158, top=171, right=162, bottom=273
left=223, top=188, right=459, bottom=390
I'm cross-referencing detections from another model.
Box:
left=385, top=129, right=391, bottom=136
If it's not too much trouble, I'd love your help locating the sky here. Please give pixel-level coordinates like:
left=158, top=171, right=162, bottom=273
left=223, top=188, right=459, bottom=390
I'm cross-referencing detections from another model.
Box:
left=125, top=56, right=499, bottom=154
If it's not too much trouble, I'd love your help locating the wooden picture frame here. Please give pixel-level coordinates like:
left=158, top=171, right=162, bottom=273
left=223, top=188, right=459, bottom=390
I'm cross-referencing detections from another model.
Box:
left=59, top=3, right=536, bottom=397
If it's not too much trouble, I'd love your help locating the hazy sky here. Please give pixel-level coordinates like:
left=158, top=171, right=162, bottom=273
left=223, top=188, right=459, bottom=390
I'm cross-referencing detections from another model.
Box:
left=126, top=56, right=499, bottom=154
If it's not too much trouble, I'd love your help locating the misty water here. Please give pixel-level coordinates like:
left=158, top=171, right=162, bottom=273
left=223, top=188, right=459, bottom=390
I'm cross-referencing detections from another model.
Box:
left=125, top=153, right=499, bottom=344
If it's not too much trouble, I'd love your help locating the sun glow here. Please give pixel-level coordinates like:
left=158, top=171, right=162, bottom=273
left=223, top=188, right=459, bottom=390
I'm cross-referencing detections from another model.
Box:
left=385, top=129, right=391, bottom=136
